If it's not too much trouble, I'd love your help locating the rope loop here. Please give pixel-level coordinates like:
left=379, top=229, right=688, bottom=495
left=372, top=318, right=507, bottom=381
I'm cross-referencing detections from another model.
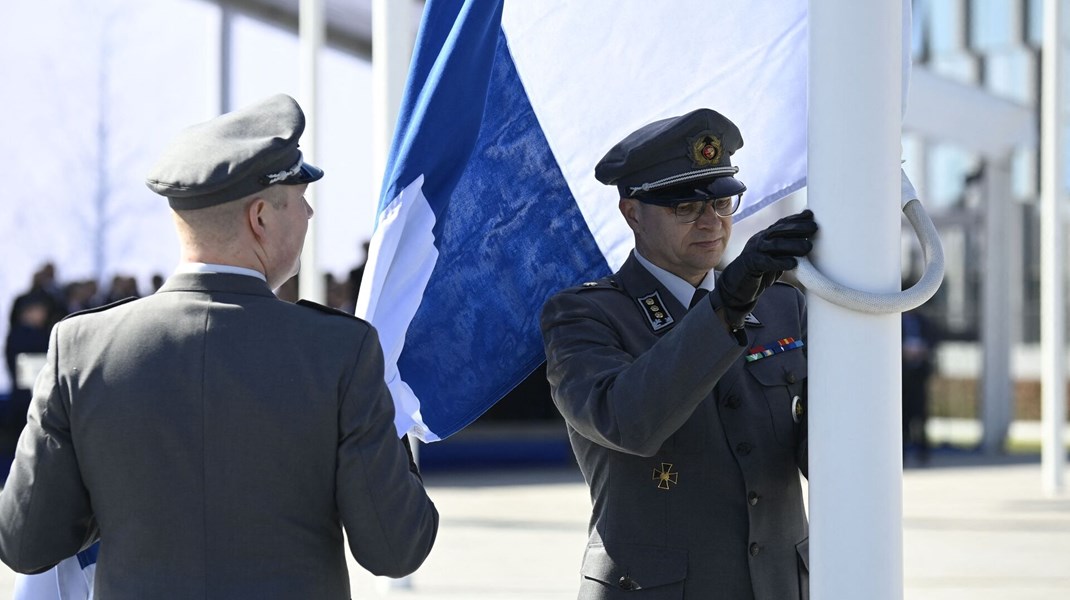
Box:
left=794, top=198, right=944, bottom=313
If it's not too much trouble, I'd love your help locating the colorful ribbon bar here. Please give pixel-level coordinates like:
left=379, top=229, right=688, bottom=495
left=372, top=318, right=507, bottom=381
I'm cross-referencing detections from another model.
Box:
left=745, top=337, right=804, bottom=362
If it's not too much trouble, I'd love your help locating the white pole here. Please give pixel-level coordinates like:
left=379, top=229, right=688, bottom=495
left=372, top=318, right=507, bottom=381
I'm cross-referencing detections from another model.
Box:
left=1041, top=0, right=1066, bottom=496
left=372, top=0, right=416, bottom=592
left=372, top=0, right=413, bottom=205
left=808, top=0, right=903, bottom=598
left=980, top=159, right=1014, bottom=455
left=218, top=6, right=232, bottom=115
left=298, top=0, right=325, bottom=303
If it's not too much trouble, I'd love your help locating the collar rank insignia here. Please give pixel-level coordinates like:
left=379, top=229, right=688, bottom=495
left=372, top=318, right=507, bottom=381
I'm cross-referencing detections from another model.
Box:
left=636, top=291, right=674, bottom=332
left=745, top=337, right=804, bottom=362
left=653, top=463, right=678, bottom=490
left=744, top=313, right=762, bottom=326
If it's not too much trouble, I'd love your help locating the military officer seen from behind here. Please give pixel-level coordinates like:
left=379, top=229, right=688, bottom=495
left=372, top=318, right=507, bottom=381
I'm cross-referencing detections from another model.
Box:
left=541, top=109, right=817, bottom=599
left=0, top=94, right=438, bottom=598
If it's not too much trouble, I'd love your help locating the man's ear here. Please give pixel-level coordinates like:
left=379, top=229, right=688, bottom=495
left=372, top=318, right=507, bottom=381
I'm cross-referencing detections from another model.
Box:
left=619, top=198, right=641, bottom=231
left=246, top=198, right=268, bottom=241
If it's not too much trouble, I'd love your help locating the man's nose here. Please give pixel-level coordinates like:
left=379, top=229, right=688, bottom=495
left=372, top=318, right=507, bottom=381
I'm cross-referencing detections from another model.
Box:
left=305, top=198, right=315, bottom=219
left=694, top=201, right=722, bottom=229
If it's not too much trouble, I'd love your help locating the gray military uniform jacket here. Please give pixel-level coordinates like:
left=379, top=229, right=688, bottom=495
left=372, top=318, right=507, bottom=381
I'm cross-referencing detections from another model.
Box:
left=541, top=254, right=808, bottom=599
left=0, top=272, right=438, bottom=599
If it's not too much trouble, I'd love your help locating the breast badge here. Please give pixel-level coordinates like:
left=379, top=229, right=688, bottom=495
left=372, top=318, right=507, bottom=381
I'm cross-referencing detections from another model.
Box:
left=653, top=463, right=678, bottom=490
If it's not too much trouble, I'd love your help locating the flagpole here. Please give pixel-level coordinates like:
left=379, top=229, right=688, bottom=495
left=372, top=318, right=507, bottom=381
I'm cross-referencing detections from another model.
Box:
left=808, top=0, right=903, bottom=598
left=1041, top=0, right=1066, bottom=497
left=373, top=0, right=417, bottom=591
left=298, top=0, right=325, bottom=303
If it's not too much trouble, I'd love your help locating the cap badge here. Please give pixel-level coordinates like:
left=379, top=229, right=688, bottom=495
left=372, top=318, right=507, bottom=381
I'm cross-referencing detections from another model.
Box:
left=653, top=463, right=678, bottom=490
left=263, top=159, right=303, bottom=185
left=690, top=133, right=722, bottom=167
left=636, top=291, right=674, bottom=332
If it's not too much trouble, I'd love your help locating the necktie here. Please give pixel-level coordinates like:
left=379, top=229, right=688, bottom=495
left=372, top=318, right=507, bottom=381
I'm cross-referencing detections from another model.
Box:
left=690, top=288, right=710, bottom=309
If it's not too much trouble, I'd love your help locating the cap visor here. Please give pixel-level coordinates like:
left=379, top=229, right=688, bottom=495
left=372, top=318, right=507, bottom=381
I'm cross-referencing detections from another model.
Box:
left=298, top=162, right=324, bottom=183
left=279, top=162, right=323, bottom=185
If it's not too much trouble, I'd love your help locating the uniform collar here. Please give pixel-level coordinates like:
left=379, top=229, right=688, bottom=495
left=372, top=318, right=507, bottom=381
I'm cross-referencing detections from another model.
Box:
left=175, top=262, right=267, bottom=282
left=157, top=271, right=276, bottom=298
left=632, top=250, right=715, bottom=309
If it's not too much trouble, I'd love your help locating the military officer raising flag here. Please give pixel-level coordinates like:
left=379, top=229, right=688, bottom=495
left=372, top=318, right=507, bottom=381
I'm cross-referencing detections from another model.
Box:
left=541, top=108, right=816, bottom=598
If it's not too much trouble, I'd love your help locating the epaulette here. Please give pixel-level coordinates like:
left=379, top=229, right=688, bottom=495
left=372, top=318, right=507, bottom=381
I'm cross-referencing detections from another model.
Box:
left=61, top=296, right=138, bottom=321
left=296, top=299, right=361, bottom=320
left=574, top=275, right=622, bottom=293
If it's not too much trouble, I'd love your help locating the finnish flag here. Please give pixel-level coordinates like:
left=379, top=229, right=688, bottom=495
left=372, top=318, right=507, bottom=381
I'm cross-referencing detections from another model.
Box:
left=356, top=0, right=808, bottom=442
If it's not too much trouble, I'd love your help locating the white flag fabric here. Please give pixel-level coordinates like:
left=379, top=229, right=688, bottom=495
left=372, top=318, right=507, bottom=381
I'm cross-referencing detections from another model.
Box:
left=357, top=0, right=809, bottom=442
left=13, top=542, right=97, bottom=600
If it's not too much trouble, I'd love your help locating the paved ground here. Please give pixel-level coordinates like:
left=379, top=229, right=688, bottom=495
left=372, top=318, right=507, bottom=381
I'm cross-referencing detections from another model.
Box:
left=1, top=451, right=1068, bottom=599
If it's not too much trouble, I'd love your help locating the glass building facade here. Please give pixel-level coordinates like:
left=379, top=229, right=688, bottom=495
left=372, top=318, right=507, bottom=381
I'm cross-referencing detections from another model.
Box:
left=909, top=0, right=1051, bottom=343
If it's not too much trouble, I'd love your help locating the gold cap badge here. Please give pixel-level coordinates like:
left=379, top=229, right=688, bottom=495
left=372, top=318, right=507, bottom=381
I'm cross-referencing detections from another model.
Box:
left=690, top=133, right=722, bottom=167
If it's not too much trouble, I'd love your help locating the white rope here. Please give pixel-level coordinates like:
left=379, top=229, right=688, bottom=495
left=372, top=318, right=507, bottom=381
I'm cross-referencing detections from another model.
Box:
left=795, top=197, right=944, bottom=314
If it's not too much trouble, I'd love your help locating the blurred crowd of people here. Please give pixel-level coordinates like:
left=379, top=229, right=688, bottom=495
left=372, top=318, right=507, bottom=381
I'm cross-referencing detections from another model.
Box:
left=3, top=264, right=164, bottom=456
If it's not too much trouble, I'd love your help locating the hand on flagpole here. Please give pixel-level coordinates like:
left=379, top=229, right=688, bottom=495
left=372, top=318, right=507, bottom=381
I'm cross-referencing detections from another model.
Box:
left=716, top=209, right=818, bottom=329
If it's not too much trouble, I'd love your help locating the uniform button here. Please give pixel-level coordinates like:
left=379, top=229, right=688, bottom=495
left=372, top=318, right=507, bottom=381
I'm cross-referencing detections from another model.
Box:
left=724, top=395, right=740, bottom=409
left=750, top=542, right=761, bottom=557
left=618, top=575, right=638, bottom=590
left=785, top=371, right=797, bottom=384
left=736, top=442, right=752, bottom=456
left=748, top=491, right=760, bottom=506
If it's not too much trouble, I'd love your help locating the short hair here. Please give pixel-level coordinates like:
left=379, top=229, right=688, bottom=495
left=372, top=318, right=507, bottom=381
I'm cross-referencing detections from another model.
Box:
left=172, top=185, right=289, bottom=246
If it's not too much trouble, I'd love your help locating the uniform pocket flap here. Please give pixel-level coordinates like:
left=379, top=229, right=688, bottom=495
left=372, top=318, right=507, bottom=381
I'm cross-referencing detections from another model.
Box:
left=745, top=349, right=806, bottom=387
left=581, top=543, right=688, bottom=589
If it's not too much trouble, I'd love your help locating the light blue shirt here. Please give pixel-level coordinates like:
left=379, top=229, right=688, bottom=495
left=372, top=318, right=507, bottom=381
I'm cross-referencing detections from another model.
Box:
left=632, top=250, right=715, bottom=308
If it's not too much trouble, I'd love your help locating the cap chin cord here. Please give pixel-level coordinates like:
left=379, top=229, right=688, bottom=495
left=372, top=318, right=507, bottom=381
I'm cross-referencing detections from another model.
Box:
left=794, top=169, right=944, bottom=314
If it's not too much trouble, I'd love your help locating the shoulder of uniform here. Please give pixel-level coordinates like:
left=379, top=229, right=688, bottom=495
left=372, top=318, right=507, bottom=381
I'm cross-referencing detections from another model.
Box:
left=295, top=299, right=363, bottom=321
left=562, top=275, right=624, bottom=295
left=61, top=296, right=138, bottom=321
left=771, top=280, right=804, bottom=295
left=765, top=279, right=805, bottom=306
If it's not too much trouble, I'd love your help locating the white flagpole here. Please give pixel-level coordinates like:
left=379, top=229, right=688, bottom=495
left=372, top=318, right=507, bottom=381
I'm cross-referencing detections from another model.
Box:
left=1041, top=0, right=1066, bottom=497
left=372, top=0, right=417, bottom=592
left=298, top=0, right=325, bottom=303
left=808, top=0, right=903, bottom=598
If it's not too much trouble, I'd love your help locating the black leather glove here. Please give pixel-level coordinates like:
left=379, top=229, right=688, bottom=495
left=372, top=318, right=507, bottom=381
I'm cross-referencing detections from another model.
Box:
left=715, top=209, right=817, bottom=329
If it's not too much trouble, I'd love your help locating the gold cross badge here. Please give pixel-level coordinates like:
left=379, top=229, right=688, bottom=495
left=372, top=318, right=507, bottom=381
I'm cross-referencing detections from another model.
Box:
left=653, top=463, right=678, bottom=490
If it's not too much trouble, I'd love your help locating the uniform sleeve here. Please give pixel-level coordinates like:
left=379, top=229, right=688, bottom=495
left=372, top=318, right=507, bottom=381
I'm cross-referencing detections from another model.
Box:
left=0, top=324, right=97, bottom=574
left=541, top=290, right=745, bottom=457
left=335, top=325, right=438, bottom=578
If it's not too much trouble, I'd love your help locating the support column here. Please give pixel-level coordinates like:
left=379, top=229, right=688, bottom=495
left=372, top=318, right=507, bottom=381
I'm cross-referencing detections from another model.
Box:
left=372, top=0, right=414, bottom=208
left=980, top=159, right=1014, bottom=454
left=1041, top=0, right=1066, bottom=496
